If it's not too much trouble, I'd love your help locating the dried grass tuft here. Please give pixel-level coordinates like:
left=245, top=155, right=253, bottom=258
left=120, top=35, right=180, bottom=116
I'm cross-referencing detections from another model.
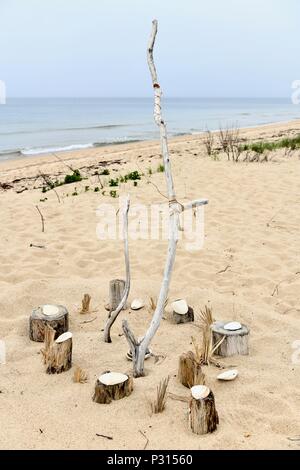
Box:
left=195, top=305, right=225, bottom=366
left=151, top=376, right=170, bottom=414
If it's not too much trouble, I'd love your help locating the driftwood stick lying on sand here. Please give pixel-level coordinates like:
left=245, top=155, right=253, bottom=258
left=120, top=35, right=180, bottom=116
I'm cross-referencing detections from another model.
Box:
left=122, top=20, right=208, bottom=378
left=104, top=196, right=130, bottom=343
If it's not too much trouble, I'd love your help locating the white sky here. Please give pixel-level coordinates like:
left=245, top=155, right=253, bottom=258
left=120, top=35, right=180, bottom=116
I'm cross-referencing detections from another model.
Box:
left=0, top=0, right=299, bottom=97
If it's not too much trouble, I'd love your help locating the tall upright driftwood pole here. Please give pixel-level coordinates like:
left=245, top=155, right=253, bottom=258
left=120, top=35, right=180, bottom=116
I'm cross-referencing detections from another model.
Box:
left=122, top=20, right=208, bottom=377
left=104, top=196, right=130, bottom=342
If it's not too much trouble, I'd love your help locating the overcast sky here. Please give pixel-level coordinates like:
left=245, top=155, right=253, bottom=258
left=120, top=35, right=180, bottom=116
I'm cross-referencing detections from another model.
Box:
left=0, top=0, right=298, bottom=98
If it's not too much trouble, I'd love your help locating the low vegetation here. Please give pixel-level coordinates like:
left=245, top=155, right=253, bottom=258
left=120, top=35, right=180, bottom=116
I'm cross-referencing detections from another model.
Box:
left=203, top=126, right=300, bottom=162
left=239, top=134, right=300, bottom=154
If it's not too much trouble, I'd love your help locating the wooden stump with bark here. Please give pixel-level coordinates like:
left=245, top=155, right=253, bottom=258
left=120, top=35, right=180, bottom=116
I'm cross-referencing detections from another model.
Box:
left=178, top=351, right=205, bottom=388
left=93, top=372, right=133, bottom=404
left=212, top=321, right=249, bottom=357
left=43, top=327, right=73, bottom=374
left=173, top=306, right=194, bottom=324
left=109, top=279, right=126, bottom=311
left=188, top=386, right=219, bottom=435
left=29, top=304, right=69, bottom=342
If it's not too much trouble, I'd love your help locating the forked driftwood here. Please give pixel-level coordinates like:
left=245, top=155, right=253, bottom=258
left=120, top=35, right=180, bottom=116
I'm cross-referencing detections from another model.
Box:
left=122, top=20, right=208, bottom=377
left=104, top=196, right=130, bottom=342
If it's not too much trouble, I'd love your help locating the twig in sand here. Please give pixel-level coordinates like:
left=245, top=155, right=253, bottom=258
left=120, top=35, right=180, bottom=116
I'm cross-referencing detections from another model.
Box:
left=30, top=243, right=45, bottom=249
left=139, top=430, right=149, bottom=450
left=79, top=316, right=97, bottom=324
left=51, top=152, right=75, bottom=173
left=216, top=265, right=231, bottom=275
left=16, top=187, right=28, bottom=194
left=96, top=433, right=113, bottom=440
left=35, top=205, right=45, bottom=233
left=271, top=272, right=300, bottom=297
left=152, top=353, right=166, bottom=365
left=39, top=171, right=61, bottom=203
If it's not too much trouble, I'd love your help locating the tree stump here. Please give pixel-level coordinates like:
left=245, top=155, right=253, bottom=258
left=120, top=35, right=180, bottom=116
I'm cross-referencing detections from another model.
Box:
left=44, top=331, right=73, bottom=374
left=93, top=372, right=133, bottom=404
left=212, top=321, right=250, bottom=357
left=109, top=279, right=126, bottom=311
left=178, top=351, right=205, bottom=388
left=189, top=386, right=219, bottom=435
left=173, top=306, right=194, bottom=324
left=29, top=304, right=69, bottom=342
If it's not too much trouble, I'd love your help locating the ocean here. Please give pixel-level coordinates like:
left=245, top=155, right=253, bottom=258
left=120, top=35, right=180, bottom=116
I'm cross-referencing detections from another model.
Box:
left=0, top=97, right=299, bottom=161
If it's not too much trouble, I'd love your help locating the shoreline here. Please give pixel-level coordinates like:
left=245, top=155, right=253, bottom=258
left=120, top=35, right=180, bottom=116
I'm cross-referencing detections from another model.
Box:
left=1, top=118, right=300, bottom=180
left=1, top=117, right=300, bottom=170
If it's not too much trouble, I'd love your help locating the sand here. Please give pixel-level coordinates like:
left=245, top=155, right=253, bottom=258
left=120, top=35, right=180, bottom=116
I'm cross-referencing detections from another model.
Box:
left=0, top=120, right=300, bottom=450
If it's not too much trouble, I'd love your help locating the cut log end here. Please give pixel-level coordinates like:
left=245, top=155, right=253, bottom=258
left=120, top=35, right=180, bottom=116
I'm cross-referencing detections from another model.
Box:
left=189, top=387, right=219, bottom=435
left=29, top=304, right=69, bottom=342
left=212, top=321, right=250, bottom=357
left=93, top=372, right=133, bottom=404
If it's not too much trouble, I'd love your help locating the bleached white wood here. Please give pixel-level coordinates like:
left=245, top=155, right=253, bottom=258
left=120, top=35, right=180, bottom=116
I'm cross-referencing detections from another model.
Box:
left=122, top=20, right=208, bottom=377
left=104, top=196, right=130, bottom=343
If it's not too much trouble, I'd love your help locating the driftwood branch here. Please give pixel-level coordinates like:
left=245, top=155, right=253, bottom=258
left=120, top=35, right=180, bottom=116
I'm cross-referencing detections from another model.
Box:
left=35, top=205, right=45, bottom=233
left=122, top=20, right=208, bottom=377
left=104, top=196, right=130, bottom=342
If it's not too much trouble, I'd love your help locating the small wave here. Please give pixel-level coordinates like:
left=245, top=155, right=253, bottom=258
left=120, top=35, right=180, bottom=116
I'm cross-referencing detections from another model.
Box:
left=94, top=138, right=142, bottom=147
left=21, top=143, right=94, bottom=156
left=20, top=138, right=143, bottom=156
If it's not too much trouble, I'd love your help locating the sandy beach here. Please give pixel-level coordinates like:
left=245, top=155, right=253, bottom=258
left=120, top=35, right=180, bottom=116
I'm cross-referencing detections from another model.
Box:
left=0, top=120, right=300, bottom=450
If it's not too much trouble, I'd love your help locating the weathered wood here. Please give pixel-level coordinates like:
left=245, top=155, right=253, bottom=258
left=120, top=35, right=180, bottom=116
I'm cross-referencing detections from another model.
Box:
left=122, top=20, right=208, bottom=377
left=178, top=351, right=205, bottom=388
left=189, top=387, right=219, bottom=435
left=80, top=294, right=91, bottom=314
left=109, top=279, right=126, bottom=311
left=104, top=196, right=130, bottom=343
left=93, top=372, right=133, bottom=404
left=44, top=329, right=73, bottom=374
left=212, top=321, right=250, bottom=357
left=173, top=306, right=194, bottom=324
left=29, top=304, right=69, bottom=342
